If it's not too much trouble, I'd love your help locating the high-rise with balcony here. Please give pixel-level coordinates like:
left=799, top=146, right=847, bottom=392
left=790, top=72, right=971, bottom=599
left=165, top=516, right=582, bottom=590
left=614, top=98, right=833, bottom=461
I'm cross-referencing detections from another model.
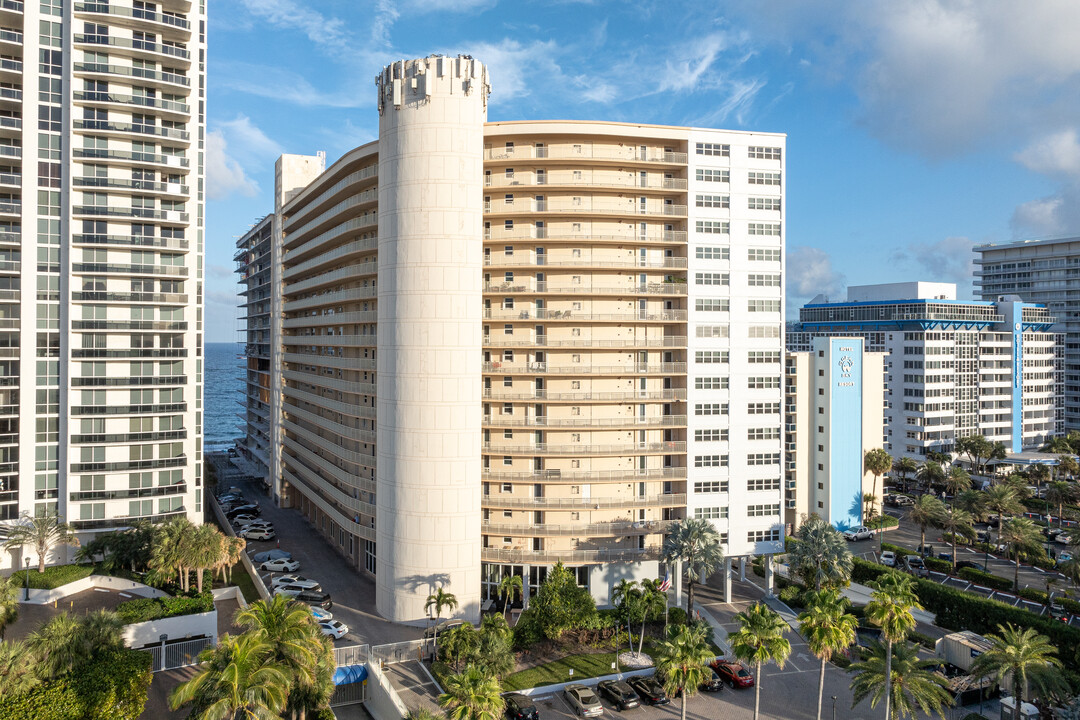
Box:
left=235, top=55, right=785, bottom=624
left=0, top=0, right=206, bottom=569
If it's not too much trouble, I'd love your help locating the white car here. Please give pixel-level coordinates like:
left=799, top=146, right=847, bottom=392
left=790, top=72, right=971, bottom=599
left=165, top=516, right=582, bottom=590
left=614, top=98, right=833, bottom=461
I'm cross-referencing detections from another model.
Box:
left=843, top=526, right=875, bottom=542
left=276, top=582, right=323, bottom=597
left=879, top=550, right=897, bottom=567
left=240, top=527, right=276, bottom=541
left=310, top=607, right=333, bottom=622
left=260, top=558, right=300, bottom=572
left=272, top=577, right=321, bottom=592
left=271, top=574, right=312, bottom=588
left=253, top=550, right=291, bottom=563
left=231, top=515, right=260, bottom=527
left=319, top=620, right=349, bottom=639
left=240, top=521, right=274, bottom=532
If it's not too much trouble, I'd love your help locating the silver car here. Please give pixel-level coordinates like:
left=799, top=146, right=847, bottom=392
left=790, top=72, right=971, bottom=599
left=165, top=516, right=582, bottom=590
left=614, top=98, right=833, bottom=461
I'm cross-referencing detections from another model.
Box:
left=564, top=683, right=603, bottom=717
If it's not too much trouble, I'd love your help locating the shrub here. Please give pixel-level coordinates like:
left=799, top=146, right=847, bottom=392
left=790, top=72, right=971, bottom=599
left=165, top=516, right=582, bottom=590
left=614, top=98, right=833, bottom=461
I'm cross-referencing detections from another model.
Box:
left=667, top=607, right=687, bottom=626
left=957, top=567, right=1013, bottom=591
left=867, top=515, right=899, bottom=530
left=115, top=591, right=214, bottom=624
left=9, top=565, right=93, bottom=590
left=909, top=630, right=937, bottom=650
left=0, top=648, right=151, bottom=720
left=924, top=557, right=951, bottom=574
left=779, top=585, right=802, bottom=606
left=880, top=541, right=918, bottom=557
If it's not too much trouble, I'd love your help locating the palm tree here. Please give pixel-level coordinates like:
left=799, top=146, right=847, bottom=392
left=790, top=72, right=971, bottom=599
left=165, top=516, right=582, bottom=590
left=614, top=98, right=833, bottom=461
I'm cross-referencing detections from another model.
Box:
left=865, top=448, right=893, bottom=523
left=655, top=623, right=714, bottom=720
left=938, top=507, right=974, bottom=573
left=1045, top=435, right=1074, bottom=454
left=425, top=587, right=459, bottom=660
left=0, top=573, right=17, bottom=640
left=985, top=485, right=1024, bottom=548
left=798, top=589, right=858, bottom=720
left=944, top=466, right=971, bottom=501
left=79, top=608, right=124, bottom=652
left=788, top=514, right=853, bottom=590
left=438, top=665, right=505, bottom=720
left=999, top=517, right=1044, bottom=591
left=916, top=462, right=945, bottom=496
left=848, top=639, right=952, bottom=719
left=970, top=624, right=1068, bottom=720
left=729, top=602, right=792, bottom=720
left=661, top=517, right=724, bottom=614
left=611, top=579, right=640, bottom=655
left=0, top=640, right=38, bottom=696
left=170, top=632, right=290, bottom=720
left=496, top=573, right=522, bottom=614
left=1058, top=454, right=1079, bottom=482
left=1029, top=464, right=1051, bottom=505
left=864, top=573, right=922, bottom=720
left=637, top=578, right=667, bottom=655
left=955, top=489, right=989, bottom=523
left=26, top=612, right=84, bottom=680
left=190, top=523, right=225, bottom=593
left=893, top=457, right=918, bottom=493
left=1046, top=481, right=1078, bottom=528
left=150, top=517, right=194, bottom=590
left=1, top=510, right=78, bottom=573
left=863, top=493, right=878, bottom=523
left=908, top=495, right=945, bottom=555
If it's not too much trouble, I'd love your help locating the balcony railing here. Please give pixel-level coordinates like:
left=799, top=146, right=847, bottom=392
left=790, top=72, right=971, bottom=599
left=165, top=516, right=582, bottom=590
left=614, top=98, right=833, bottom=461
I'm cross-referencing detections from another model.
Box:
left=483, top=281, right=686, bottom=296
left=483, top=414, right=687, bottom=428
left=480, top=519, right=673, bottom=537
left=482, top=493, right=685, bottom=510
left=74, top=34, right=191, bottom=61
left=480, top=547, right=662, bottom=563
left=482, top=361, right=686, bottom=375
left=484, top=335, right=687, bottom=349
left=482, top=309, right=686, bottom=322
left=486, top=175, right=688, bottom=190
left=485, top=146, right=687, bottom=163
left=75, top=3, right=191, bottom=30
left=483, top=254, right=687, bottom=269
left=482, top=441, right=686, bottom=455
left=482, top=388, right=687, bottom=401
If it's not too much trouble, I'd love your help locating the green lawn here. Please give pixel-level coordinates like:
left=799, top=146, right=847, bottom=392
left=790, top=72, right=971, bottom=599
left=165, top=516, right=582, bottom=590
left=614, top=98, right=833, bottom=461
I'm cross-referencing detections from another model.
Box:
left=502, top=651, right=621, bottom=691
left=227, top=561, right=260, bottom=603
left=10, top=564, right=94, bottom=589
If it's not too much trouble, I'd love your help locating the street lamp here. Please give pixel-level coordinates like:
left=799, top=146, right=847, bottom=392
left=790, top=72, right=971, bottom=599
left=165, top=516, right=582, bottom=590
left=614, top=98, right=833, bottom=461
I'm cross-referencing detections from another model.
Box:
left=22, top=556, right=29, bottom=600
left=831, top=695, right=837, bottom=720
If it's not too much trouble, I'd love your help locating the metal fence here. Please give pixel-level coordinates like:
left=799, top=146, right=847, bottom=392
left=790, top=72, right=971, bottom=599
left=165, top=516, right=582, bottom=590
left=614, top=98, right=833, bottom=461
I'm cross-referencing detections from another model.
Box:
left=369, top=639, right=425, bottom=666
left=142, top=637, right=212, bottom=672
left=333, top=644, right=370, bottom=667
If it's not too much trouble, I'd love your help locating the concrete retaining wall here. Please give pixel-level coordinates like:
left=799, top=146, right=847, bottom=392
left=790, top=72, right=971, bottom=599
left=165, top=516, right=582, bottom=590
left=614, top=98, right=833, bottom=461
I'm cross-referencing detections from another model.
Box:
left=512, top=667, right=657, bottom=698
left=208, top=493, right=271, bottom=601
left=19, top=574, right=167, bottom=605
left=124, top=609, right=218, bottom=648
left=363, top=661, right=409, bottom=720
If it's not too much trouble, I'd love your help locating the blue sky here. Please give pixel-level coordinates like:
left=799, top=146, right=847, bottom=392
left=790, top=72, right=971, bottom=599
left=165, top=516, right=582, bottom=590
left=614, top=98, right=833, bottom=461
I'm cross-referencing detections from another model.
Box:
left=204, top=0, right=1080, bottom=342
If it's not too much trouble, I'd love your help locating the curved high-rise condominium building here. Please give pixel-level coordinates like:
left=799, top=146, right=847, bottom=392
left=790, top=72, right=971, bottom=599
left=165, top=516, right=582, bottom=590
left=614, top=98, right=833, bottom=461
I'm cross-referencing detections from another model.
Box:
left=0, top=0, right=206, bottom=570
left=237, top=55, right=785, bottom=624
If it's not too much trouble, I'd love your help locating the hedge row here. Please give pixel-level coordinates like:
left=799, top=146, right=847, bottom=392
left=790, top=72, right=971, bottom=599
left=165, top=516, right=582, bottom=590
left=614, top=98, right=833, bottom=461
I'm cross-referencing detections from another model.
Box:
left=115, top=591, right=214, bottom=624
left=9, top=564, right=94, bottom=590
left=1017, top=588, right=1080, bottom=615
left=957, top=567, right=1014, bottom=591
left=0, top=649, right=151, bottom=720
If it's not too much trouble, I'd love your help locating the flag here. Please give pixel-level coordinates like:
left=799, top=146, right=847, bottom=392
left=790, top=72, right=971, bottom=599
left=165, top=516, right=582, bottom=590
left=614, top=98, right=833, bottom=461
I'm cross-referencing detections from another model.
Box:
left=659, top=571, right=671, bottom=592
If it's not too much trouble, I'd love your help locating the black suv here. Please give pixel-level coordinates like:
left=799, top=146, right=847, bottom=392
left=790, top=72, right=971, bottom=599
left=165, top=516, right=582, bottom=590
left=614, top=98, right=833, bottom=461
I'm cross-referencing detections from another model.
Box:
left=504, top=693, right=538, bottom=720
left=597, top=680, right=639, bottom=710
left=700, top=668, right=724, bottom=692
left=296, top=591, right=332, bottom=609
left=627, top=676, right=668, bottom=705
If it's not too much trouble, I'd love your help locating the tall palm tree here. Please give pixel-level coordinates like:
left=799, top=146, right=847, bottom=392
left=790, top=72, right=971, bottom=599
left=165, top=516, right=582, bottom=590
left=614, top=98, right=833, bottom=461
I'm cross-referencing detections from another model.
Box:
left=1046, top=481, right=1078, bottom=528
left=661, top=517, right=724, bottom=613
left=1058, top=454, right=1079, bottom=482
left=864, top=573, right=922, bottom=720
left=916, top=462, right=945, bottom=496
left=190, top=523, right=225, bottom=593
left=0, top=640, right=38, bottom=696
left=611, top=579, right=640, bottom=655
left=1045, top=435, right=1074, bottom=454
left=497, top=573, right=522, bottom=614
left=955, top=489, right=989, bottom=523
left=729, top=602, right=792, bottom=720
left=907, top=495, right=945, bottom=555
left=425, top=587, right=459, bottom=659
left=999, top=517, right=1044, bottom=591
left=938, top=507, right=974, bottom=573
left=798, top=589, right=858, bottom=720
left=636, top=578, right=667, bottom=655
left=1, top=510, right=78, bottom=573
left=0, top=573, right=17, bottom=640
left=438, top=665, right=505, bottom=720
left=1029, top=464, right=1051, bottom=505
left=848, top=639, right=952, bottom=719
left=863, top=493, right=878, bottom=523
left=944, top=466, right=971, bottom=501
left=788, top=514, right=853, bottom=589
left=150, top=517, right=194, bottom=590
left=985, top=484, right=1024, bottom=549
left=893, top=457, right=918, bottom=493
left=865, top=448, right=893, bottom=523
left=170, top=632, right=290, bottom=720
left=26, top=612, right=84, bottom=680
left=970, top=624, right=1068, bottom=720
left=235, top=595, right=322, bottom=671
left=655, top=623, right=714, bottom=720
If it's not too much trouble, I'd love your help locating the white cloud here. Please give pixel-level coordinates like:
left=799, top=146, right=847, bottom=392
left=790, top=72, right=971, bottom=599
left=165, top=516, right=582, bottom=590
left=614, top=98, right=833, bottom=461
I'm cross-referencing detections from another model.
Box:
left=372, top=0, right=399, bottom=48
left=216, top=115, right=283, bottom=168
left=206, top=130, right=257, bottom=201
left=238, top=0, right=348, bottom=48
left=786, top=247, right=846, bottom=300
left=449, top=39, right=562, bottom=102
left=1015, top=129, right=1080, bottom=178
left=217, top=62, right=371, bottom=109
left=657, top=32, right=731, bottom=93
left=891, top=236, right=976, bottom=294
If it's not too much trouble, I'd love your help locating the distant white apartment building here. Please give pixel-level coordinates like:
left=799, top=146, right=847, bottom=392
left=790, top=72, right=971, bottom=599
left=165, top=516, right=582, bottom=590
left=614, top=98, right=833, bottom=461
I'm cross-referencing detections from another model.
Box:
left=787, top=282, right=1061, bottom=460
left=0, top=1, right=206, bottom=571
left=975, top=237, right=1080, bottom=430
left=235, top=55, right=786, bottom=624
left=785, top=337, right=884, bottom=531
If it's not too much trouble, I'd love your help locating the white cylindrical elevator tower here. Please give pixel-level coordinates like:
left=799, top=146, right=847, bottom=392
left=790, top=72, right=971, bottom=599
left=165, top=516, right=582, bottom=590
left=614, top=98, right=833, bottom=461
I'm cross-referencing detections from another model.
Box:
left=375, top=56, right=488, bottom=624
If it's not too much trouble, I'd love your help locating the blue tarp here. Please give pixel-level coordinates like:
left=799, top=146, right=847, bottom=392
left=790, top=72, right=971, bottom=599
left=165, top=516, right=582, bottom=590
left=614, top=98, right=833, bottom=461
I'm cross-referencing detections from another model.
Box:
left=333, top=664, right=368, bottom=686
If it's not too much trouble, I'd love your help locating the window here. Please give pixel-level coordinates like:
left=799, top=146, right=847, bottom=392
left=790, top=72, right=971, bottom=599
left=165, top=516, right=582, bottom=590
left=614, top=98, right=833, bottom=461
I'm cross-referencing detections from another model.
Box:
left=695, top=377, right=728, bottom=390
left=695, top=272, right=728, bottom=286
left=747, top=503, right=780, bottom=517
left=694, top=506, right=729, bottom=519
left=748, top=197, right=782, bottom=211
left=748, top=172, right=782, bottom=185
left=695, top=220, right=729, bottom=234
left=695, top=325, right=729, bottom=338
left=694, top=455, right=728, bottom=467
left=748, top=529, right=782, bottom=543
left=695, top=246, right=729, bottom=260
left=747, top=402, right=781, bottom=414
left=695, top=350, right=728, bottom=363
left=748, top=376, right=781, bottom=389
left=747, top=351, right=781, bottom=364
left=694, top=480, right=728, bottom=493
left=749, top=248, right=781, bottom=262
left=748, top=300, right=781, bottom=313
left=694, top=429, right=728, bottom=442
left=748, top=146, right=782, bottom=160
left=503, top=456, right=512, bottom=466
left=747, top=477, right=781, bottom=491
left=695, top=194, right=729, bottom=208
left=748, top=223, right=781, bottom=236
left=695, top=168, right=729, bottom=183
left=695, top=299, right=730, bottom=312
left=748, top=325, right=781, bottom=338
left=747, top=452, right=781, bottom=465
left=747, top=427, right=780, bottom=440
left=747, top=274, right=781, bottom=287
left=694, top=403, right=728, bottom=416
left=695, top=142, right=730, bottom=156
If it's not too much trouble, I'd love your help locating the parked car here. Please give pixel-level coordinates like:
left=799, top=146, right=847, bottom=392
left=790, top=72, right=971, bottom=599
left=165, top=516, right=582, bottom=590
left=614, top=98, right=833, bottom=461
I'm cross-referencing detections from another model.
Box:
left=310, top=606, right=333, bottom=622
left=504, top=693, right=539, bottom=720
left=917, top=544, right=936, bottom=557
left=564, top=684, right=603, bottom=717
left=319, top=620, right=349, bottom=639
left=889, top=495, right=915, bottom=507
left=239, top=521, right=274, bottom=533
left=271, top=575, right=319, bottom=589
left=218, top=494, right=244, bottom=504
left=699, top=668, right=724, bottom=692
left=597, top=680, right=639, bottom=710
left=253, top=549, right=291, bottom=563
left=712, top=660, right=754, bottom=688
left=1059, top=551, right=1074, bottom=564
left=936, top=552, right=953, bottom=562
left=627, top=676, right=668, bottom=705
left=226, top=504, right=260, bottom=518
left=296, top=591, right=332, bottom=609
left=879, top=551, right=897, bottom=568
left=260, top=558, right=300, bottom=572
left=904, top=555, right=928, bottom=578
left=231, top=514, right=260, bottom=527
left=843, top=527, right=874, bottom=541
left=239, top=527, right=275, bottom=541
left=1056, top=534, right=1075, bottom=546
left=954, top=560, right=981, bottom=572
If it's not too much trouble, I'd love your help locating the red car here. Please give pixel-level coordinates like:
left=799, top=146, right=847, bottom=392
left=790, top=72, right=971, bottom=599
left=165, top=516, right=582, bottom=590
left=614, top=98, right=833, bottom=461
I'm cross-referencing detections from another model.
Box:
left=712, top=660, right=754, bottom=688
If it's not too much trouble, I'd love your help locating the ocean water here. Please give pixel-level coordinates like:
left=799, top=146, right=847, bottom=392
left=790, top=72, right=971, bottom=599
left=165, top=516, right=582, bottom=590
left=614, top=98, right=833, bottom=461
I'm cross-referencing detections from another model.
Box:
left=204, top=342, right=243, bottom=451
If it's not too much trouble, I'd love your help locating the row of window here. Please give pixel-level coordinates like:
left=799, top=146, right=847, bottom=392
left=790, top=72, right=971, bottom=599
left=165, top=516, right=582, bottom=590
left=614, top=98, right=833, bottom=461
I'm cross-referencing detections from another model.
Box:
left=695, top=169, right=782, bottom=185
left=694, top=274, right=782, bottom=289
left=694, top=143, right=782, bottom=161
left=694, top=196, right=781, bottom=211
left=693, top=401, right=780, bottom=415
left=693, top=478, right=781, bottom=493
left=695, top=221, right=783, bottom=236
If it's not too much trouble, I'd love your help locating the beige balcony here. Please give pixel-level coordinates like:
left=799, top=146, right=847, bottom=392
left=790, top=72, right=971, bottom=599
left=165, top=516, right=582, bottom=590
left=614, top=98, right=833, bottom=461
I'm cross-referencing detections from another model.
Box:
left=482, top=361, right=685, bottom=375
left=483, top=253, right=687, bottom=269
left=482, top=388, right=686, bottom=402
left=482, top=467, right=687, bottom=482
left=485, top=174, right=688, bottom=190
left=482, top=493, right=685, bottom=509
left=482, top=309, right=687, bottom=322
left=481, top=547, right=662, bottom=563
left=482, top=441, right=686, bottom=456
left=484, top=145, right=687, bottom=164
left=483, top=280, right=686, bottom=296
left=483, top=228, right=687, bottom=244
left=481, top=519, right=674, bottom=537
left=485, top=198, right=687, bottom=218
left=483, top=414, right=687, bottom=428
left=484, top=335, right=687, bottom=348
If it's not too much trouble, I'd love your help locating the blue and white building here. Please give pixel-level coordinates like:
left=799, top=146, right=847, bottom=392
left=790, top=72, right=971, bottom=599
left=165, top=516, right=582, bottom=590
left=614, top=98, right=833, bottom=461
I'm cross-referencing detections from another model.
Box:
left=787, top=282, right=1061, bottom=461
